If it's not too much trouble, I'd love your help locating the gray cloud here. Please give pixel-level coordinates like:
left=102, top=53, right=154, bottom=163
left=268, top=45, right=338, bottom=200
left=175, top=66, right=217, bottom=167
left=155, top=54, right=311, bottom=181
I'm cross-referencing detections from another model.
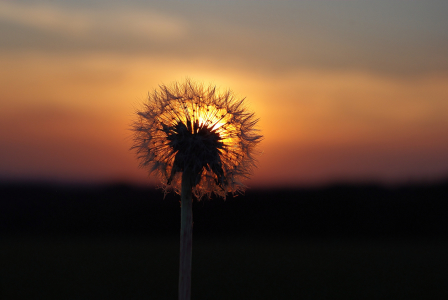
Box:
left=1, top=0, right=448, bottom=76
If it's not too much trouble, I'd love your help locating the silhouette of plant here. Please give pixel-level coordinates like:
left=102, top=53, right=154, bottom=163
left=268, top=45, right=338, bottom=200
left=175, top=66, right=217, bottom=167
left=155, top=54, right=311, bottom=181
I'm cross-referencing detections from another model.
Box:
left=132, top=79, right=262, bottom=300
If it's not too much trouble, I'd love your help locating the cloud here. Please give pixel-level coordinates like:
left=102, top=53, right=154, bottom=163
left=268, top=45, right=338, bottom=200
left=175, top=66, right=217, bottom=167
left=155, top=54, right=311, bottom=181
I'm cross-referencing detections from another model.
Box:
left=1, top=1, right=447, bottom=77
left=0, top=1, right=187, bottom=40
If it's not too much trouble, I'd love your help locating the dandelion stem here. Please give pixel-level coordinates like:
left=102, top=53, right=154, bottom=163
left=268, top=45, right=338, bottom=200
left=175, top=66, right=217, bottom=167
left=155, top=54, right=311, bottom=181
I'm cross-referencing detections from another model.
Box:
left=179, top=171, right=193, bottom=300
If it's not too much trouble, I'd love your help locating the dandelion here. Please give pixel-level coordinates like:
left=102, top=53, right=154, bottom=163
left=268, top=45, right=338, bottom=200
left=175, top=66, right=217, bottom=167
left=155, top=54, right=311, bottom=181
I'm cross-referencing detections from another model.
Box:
left=132, top=79, right=262, bottom=300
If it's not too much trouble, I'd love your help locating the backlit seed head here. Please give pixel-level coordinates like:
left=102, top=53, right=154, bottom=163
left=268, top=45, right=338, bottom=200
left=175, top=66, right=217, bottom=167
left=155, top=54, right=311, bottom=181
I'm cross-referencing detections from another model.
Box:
left=132, top=79, right=262, bottom=199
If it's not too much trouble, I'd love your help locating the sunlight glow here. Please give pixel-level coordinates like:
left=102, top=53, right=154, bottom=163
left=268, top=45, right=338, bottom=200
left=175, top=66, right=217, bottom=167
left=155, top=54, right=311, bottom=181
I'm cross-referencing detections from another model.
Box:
left=132, top=81, right=262, bottom=197
left=150, top=93, right=245, bottom=185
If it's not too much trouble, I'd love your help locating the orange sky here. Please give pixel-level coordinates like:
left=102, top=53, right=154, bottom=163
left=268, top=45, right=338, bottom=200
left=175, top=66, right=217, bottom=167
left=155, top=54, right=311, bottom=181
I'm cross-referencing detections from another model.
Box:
left=1, top=1, right=448, bottom=187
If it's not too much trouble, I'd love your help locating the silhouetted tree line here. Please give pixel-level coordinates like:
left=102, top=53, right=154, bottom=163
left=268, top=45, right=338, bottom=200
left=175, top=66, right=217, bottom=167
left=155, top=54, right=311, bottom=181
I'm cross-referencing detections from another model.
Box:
left=1, top=181, right=448, bottom=239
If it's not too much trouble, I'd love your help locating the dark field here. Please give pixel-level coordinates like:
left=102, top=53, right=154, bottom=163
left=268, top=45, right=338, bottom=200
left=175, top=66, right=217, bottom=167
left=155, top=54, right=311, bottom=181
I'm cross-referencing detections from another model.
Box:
left=1, top=182, right=448, bottom=299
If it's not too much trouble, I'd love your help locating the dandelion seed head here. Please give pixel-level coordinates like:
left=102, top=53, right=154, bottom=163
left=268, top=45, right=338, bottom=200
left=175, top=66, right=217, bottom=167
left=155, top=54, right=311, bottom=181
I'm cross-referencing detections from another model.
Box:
left=132, top=79, right=262, bottom=199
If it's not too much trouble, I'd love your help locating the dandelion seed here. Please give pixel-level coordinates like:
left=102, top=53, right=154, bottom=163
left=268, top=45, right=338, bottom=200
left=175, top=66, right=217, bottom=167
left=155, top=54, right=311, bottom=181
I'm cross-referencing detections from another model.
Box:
left=132, top=79, right=262, bottom=199
left=131, top=79, right=262, bottom=300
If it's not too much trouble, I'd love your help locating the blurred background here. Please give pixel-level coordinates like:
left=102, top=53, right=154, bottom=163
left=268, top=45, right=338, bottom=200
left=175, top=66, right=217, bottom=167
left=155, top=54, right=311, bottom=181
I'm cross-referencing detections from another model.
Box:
left=1, top=1, right=448, bottom=299
left=1, top=0, right=448, bottom=186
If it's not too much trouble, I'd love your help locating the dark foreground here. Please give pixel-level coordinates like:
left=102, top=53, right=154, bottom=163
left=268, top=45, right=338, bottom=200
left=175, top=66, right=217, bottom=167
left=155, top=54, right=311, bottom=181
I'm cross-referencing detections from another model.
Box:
left=1, top=181, right=448, bottom=299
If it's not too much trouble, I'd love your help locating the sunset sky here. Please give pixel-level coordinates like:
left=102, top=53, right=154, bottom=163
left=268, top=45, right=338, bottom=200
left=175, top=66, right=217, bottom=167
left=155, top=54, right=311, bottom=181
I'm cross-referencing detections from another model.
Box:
left=1, top=0, right=448, bottom=187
